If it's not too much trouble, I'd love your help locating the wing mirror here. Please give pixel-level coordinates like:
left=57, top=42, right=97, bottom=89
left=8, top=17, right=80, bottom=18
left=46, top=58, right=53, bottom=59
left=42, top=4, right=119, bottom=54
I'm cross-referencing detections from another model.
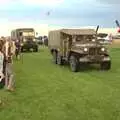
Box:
left=36, top=32, right=38, bottom=36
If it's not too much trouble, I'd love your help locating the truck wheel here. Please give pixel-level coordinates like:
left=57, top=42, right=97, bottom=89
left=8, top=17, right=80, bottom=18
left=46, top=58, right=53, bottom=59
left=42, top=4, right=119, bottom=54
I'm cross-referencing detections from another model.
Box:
left=57, top=53, right=63, bottom=65
left=21, top=47, right=24, bottom=52
left=34, top=47, right=38, bottom=52
left=69, top=55, right=79, bottom=72
left=100, top=61, right=111, bottom=70
left=27, top=48, right=30, bottom=52
left=53, top=51, right=57, bottom=64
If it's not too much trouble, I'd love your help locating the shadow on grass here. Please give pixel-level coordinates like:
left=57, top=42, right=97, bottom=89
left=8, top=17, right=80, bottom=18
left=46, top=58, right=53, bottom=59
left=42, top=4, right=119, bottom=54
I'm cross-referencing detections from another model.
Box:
left=21, top=49, right=44, bottom=54
left=50, top=59, right=104, bottom=73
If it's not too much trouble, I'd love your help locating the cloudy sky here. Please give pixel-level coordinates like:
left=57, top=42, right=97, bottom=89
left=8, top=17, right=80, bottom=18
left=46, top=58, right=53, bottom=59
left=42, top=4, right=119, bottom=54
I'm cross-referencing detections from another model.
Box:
left=0, top=0, right=119, bottom=35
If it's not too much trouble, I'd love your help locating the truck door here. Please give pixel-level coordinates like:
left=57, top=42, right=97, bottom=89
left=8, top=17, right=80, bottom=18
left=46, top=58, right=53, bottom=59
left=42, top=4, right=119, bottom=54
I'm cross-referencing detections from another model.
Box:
left=63, top=39, right=67, bottom=57
left=63, top=37, right=71, bottom=57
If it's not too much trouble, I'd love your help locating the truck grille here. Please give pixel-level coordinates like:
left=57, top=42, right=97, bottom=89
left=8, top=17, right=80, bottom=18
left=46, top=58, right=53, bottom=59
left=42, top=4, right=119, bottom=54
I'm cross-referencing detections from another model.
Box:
left=89, top=48, right=100, bottom=55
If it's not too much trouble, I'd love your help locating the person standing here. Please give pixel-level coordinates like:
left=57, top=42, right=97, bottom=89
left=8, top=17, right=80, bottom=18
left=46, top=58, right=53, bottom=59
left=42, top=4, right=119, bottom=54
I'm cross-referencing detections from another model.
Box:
left=3, top=38, right=15, bottom=91
left=15, top=39, right=21, bottom=60
left=0, top=39, right=5, bottom=88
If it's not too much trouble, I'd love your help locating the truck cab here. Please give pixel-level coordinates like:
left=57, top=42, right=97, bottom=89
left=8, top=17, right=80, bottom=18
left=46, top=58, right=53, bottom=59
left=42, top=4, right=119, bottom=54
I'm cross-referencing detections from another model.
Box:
left=11, top=28, right=38, bottom=52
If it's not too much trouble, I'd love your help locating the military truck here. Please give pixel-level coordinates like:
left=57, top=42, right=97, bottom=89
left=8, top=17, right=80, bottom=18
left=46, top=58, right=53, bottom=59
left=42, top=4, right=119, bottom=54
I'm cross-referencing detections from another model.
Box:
left=48, top=29, right=111, bottom=72
left=11, top=28, right=38, bottom=52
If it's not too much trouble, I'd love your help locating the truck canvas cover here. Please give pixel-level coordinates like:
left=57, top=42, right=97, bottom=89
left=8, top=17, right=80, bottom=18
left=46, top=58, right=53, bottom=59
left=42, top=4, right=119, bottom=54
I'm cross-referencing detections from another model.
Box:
left=48, top=29, right=96, bottom=49
left=16, top=28, right=34, bottom=32
left=61, top=29, right=96, bottom=35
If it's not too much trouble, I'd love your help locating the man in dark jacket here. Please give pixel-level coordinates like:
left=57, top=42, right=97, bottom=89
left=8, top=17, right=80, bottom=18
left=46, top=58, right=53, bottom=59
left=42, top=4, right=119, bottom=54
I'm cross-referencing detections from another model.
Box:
left=15, top=39, right=21, bottom=60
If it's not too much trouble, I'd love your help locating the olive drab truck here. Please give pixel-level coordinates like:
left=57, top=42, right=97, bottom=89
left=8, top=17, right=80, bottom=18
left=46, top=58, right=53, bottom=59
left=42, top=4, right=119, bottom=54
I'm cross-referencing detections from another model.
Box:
left=48, top=28, right=111, bottom=72
left=11, top=28, right=38, bottom=52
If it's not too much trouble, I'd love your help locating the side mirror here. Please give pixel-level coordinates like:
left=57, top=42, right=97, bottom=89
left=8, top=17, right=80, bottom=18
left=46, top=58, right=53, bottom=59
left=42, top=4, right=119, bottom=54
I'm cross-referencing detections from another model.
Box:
left=36, top=32, right=38, bottom=35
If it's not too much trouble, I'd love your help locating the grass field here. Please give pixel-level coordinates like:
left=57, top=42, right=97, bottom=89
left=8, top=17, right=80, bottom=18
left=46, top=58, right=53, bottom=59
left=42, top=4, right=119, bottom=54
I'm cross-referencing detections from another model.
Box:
left=0, top=46, right=120, bottom=120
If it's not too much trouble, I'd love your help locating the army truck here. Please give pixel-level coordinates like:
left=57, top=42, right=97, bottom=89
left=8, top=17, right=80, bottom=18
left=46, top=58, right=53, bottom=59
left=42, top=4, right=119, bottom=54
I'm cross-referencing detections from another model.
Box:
left=48, top=29, right=111, bottom=72
left=11, top=28, right=38, bottom=52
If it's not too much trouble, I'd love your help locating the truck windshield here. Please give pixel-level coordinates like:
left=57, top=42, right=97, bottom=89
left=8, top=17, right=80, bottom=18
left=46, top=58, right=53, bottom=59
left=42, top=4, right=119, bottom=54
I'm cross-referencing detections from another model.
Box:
left=22, top=32, right=34, bottom=36
left=75, top=35, right=96, bottom=42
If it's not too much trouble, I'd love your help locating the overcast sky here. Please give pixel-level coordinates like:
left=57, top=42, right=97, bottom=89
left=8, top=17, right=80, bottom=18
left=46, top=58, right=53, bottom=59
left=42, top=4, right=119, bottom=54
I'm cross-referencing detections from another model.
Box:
left=0, top=0, right=119, bottom=35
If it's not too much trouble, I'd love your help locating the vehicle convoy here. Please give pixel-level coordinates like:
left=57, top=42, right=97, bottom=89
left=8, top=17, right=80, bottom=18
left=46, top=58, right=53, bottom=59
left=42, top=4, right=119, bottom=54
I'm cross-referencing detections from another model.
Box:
left=48, top=28, right=111, bottom=72
left=11, top=28, right=38, bottom=52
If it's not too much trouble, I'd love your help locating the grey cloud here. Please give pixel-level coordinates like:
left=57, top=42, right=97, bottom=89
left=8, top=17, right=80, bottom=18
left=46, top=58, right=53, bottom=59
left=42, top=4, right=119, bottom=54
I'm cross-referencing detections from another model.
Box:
left=1, top=0, right=120, bottom=27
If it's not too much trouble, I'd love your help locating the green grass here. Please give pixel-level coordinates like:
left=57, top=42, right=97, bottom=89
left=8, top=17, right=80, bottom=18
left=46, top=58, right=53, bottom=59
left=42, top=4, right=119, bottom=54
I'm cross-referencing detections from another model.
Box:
left=0, top=47, right=120, bottom=120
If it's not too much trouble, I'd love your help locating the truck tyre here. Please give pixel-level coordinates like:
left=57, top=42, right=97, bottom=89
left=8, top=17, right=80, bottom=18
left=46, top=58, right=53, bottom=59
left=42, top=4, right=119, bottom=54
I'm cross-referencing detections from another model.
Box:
left=57, top=53, right=63, bottom=65
left=27, top=48, right=30, bottom=52
left=100, top=61, right=111, bottom=70
left=34, top=47, right=38, bottom=52
left=21, top=47, right=24, bottom=52
left=53, top=51, right=57, bottom=64
left=69, top=55, right=79, bottom=72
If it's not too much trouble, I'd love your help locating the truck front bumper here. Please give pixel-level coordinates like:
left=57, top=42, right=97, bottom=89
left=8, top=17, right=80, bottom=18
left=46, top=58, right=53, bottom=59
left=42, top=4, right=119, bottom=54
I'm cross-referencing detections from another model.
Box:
left=22, top=42, right=38, bottom=49
left=79, top=55, right=111, bottom=63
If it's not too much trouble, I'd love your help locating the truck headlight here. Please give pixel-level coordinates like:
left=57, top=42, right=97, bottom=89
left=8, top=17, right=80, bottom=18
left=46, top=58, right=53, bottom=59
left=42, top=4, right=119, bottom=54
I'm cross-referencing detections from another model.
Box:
left=33, top=39, right=36, bottom=42
left=23, top=39, right=26, bottom=42
left=101, top=47, right=105, bottom=52
left=21, top=43, right=23, bottom=46
left=92, top=39, right=96, bottom=42
left=84, top=48, right=88, bottom=52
